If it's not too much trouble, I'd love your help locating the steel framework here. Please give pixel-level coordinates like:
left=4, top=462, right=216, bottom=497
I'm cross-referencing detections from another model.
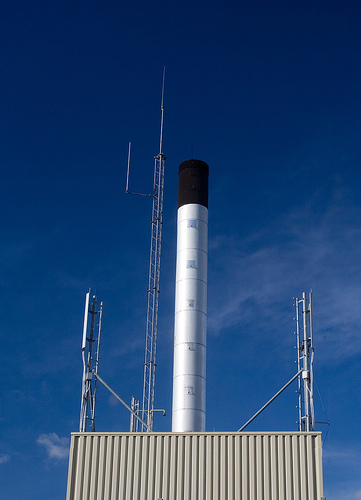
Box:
left=141, top=146, right=165, bottom=431
left=79, top=291, right=103, bottom=432
left=295, top=291, right=315, bottom=431
left=127, top=69, right=166, bottom=431
left=238, top=291, right=315, bottom=433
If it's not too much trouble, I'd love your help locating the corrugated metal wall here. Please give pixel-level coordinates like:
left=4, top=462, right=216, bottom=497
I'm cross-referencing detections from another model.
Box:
left=66, top=432, right=324, bottom=500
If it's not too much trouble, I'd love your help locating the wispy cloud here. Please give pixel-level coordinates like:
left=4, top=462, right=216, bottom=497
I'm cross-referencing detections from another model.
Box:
left=327, top=444, right=361, bottom=468
left=37, top=433, right=69, bottom=460
left=0, top=454, right=10, bottom=465
left=208, top=194, right=361, bottom=363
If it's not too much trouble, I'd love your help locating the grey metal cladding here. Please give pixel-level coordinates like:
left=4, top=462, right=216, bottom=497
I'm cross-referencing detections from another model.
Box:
left=66, top=431, right=324, bottom=500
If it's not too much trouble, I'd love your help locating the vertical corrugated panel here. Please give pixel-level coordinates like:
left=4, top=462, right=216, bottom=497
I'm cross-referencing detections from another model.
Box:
left=314, top=431, right=324, bottom=496
left=67, top=432, right=324, bottom=500
left=263, top=435, right=270, bottom=500
left=234, top=434, right=241, bottom=500
left=161, top=435, right=170, bottom=498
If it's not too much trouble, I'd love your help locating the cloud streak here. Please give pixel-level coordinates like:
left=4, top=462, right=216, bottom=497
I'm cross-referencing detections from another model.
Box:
left=208, top=193, right=361, bottom=363
left=37, top=433, right=69, bottom=460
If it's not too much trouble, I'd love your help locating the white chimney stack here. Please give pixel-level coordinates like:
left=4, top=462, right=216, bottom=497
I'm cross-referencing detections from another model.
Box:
left=172, top=159, right=209, bottom=432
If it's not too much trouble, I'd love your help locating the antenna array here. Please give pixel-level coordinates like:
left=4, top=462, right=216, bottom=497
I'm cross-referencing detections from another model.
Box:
left=127, top=69, right=166, bottom=432
left=79, top=291, right=103, bottom=432
left=295, top=291, right=315, bottom=431
left=238, top=290, right=315, bottom=432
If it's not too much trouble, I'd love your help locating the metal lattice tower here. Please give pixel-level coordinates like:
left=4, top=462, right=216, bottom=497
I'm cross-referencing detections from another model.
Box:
left=295, top=291, right=315, bottom=431
left=238, top=292, right=316, bottom=433
left=141, top=82, right=165, bottom=432
left=127, top=69, right=166, bottom=432
left=79, top=291, right=103, bottom=432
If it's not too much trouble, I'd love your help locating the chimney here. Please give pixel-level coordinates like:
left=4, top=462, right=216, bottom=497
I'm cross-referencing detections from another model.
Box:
left=172, top=159, right=209, bottom=432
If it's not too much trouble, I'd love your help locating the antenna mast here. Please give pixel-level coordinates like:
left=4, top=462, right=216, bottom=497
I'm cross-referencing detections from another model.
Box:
left=238, top=291, right=316, bottom=432
left=79, top=290, right=103, bottom=432
left=127, top=69, right=166, bottom=432
left=295, top=291, right=315, bottom=431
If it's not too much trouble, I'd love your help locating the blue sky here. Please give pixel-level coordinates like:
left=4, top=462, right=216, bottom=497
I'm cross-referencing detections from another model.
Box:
left=1, top=0, right=361, bottom=498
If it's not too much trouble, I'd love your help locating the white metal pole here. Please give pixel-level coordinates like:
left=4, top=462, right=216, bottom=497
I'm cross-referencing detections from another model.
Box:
left=80, top=291, right=90, bottom=432
left=82, top=291, right=90, bottom=351
left=295, top=298, right=302, bottom=431
left=309, top=291, right=315, bottom=430
left=302, top=291, right=310, bottom=431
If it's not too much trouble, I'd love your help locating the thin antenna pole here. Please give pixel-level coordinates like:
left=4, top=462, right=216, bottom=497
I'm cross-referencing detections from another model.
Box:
left=140, top=69, right=166, bottom=431
left=159, top=67, right=165, bottom=155
left=302, top=292, right=310, bottom=431
left=92, top=301, right=103, bottom=423
left=126, top=142, right=131, bottom=193
left=95, top=302, right=103, bottom=377
left=309, top=290, right=314, bottom=349
left=125, top=69, right=166, bottom=432
left=295, top=297, right=302, bottom=431
left=125, top=143, right=152, bottom=198
left=88, top=296, right=97, bottom=431
left=309, top=291, right=315, bottom=430
left=295, top=291, right=315, bottom=432
left=80, top=291, right=90, bottom=431
left=82, top=291, right=90, bottom=351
